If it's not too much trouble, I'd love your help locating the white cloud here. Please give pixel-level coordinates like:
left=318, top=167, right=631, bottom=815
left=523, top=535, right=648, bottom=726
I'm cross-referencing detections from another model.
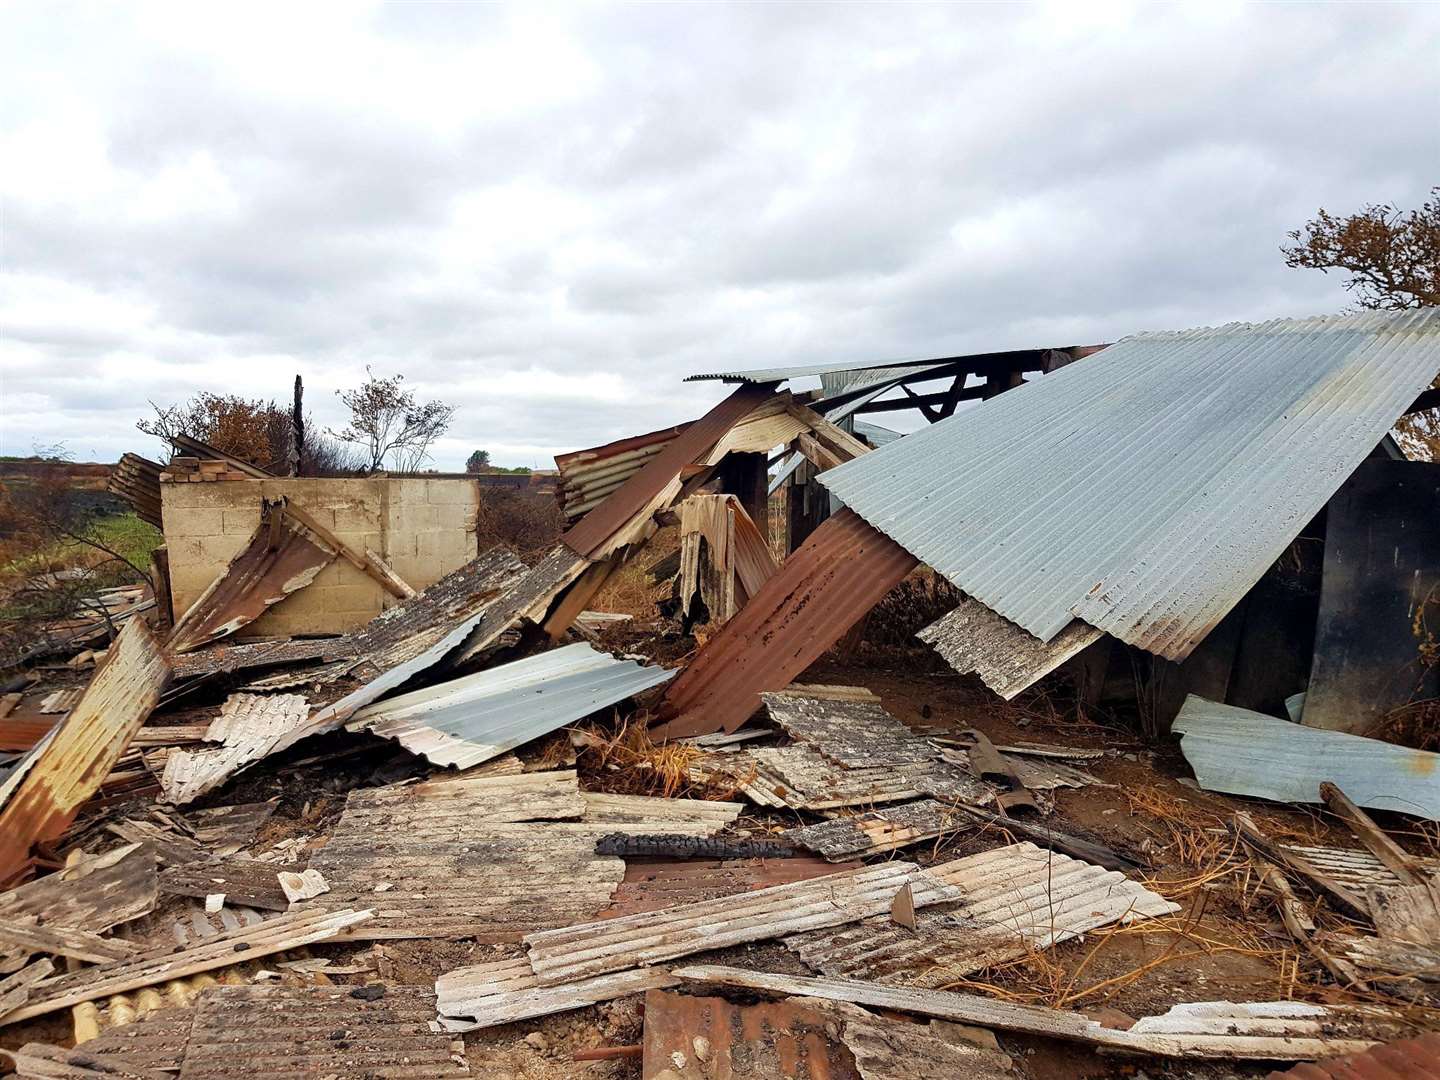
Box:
left=1, top=3, right=1437, bottom=467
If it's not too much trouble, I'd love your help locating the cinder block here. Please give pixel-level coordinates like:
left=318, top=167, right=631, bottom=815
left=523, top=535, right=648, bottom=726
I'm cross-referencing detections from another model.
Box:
left=163, top=481, right=263, bottom=511
left=222, top=508, right=262, bottom=535
left=417, top=530, right=471, bottom=563
left=198, top=534, right=248, bottom=565
left=168, top=507, right=227, bottom=537
left=427, top=479, right=479, bottom=506
left=316, top=583, right=385, bottom=613
left=333, top=505, right=380, bottom=533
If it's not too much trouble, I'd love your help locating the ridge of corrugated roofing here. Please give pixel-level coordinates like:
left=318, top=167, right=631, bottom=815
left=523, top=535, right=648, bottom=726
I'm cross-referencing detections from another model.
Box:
left=818, top=308, right=1440, bottom=660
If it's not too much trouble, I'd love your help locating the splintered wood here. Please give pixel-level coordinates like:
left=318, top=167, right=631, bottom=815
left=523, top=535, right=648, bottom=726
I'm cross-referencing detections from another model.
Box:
left=308, top=772, right=740, bottom=941
left=176, top=985, right=469, bottom=1078
left=784, top=842, right=1179, bottom=987
left=158, top=694, right=309, bottom=805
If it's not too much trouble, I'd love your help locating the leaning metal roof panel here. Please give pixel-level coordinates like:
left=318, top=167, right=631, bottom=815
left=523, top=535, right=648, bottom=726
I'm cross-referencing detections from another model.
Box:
left=819, top=309, right=1440, bottom=659
left=687, top=356, right=960, bottom=384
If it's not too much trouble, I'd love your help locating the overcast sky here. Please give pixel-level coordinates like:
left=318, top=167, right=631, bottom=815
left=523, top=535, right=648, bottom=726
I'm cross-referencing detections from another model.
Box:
left=2, top=2, right=1438, bottom=469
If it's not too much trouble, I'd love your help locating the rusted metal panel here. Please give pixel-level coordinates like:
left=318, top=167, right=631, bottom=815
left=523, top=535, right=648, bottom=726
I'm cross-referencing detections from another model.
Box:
left=167, top=434, right=274, bottom=477
left=820, top=309, right=1440, bottom=661
left=0, top=844, right=157, bottom=935
left=556, top=421, right=692, bottom=520
left=108, top=453, right=164, bottom=530
left=520, top=861, right=964, bottom=987
left=168, top=637, right=344, bottom=681
left=1269, top=1031, right=1440, bottom=1079
left=0, top=621, right=171, bottom=884
left=561, top=382, right=777, bottom=559
left=0, top=907, right=372, bottom=1028
left=178, top=985, right=470, bottom=1078
left=158, top=858, right=300, bottom=912
left=74, top=1005, right=198, bottom=1073
left=167, top=509, right=339, bottom=654
left=785, top=841, right=1178, bottom=986
left=654, top=509, right=919, bottom=739
left=435, top=957, right=678, bottom=1032
left=641, top=988, right=861, bottom=1079
left=598, top=855, right=857, bottom=918
left=158, top=693, right=309, bottom=805
left=918, top=600, right=1103, bottom=700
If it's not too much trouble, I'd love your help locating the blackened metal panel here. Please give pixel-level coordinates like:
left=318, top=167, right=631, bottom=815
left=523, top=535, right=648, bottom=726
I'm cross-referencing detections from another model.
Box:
left=1304, top=459, right=1440, bottom=733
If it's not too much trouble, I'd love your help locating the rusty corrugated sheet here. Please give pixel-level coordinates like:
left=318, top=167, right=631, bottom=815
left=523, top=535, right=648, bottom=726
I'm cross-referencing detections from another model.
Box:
left=0, top=621, right=171, bottom=884
left=108, top=453, right=164, bottom=530
left=1270, top=1031, right=1440, bottom=1079
left=168, top=637, right=344, bottom=681
left=641, top=988, right=861, bottom=1079
left=167, top=434, right=274, bottom=477
left=177, top=985, right=470, bottom=1077
left=0, top=844, right=157, bottom=936
left=166, top=509, right=338, bottom=654
left=561, top=382, right=777, bottom=559
left=556, top=421, right=693, bottom=520
left=597, top=855, right=858, bottom=918
left=653, top=509, right=918, bottom=739
left=3, top=1042, right=173, bottom=1078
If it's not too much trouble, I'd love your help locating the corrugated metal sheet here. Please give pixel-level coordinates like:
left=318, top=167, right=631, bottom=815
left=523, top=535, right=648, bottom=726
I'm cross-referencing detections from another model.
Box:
left=785, top=841, right=1178, bottom=985
left=561, top=382, right=776, bottom=557
left=3, top=1042, right=173, bottom=1078
left=178, top=985, right=470, bottom=1078
left=822, top=1000, right=1016, bottom=1080
left=158, top=857, right=299, bottom=912
left=158, top=693, right=309, bottom=805
left=108, top=453, right=164, bottom=531
left=0, top=621, right=171, bottom=884
left=672, top=966, right=1398, bottom=1061
left=0, top=907, right=372, bottom=1028
left=1270, top=1031, right=1440, bottom=1079
left=640, top=988, right=862, bottom=1079
left=918, top=599, right=1103, bottom=699
left=820, top=309, right=1440, bottom=660
left=435, top=957, right=678, bottom=1032
left=598, top=855, right=855, bottom=918
left=785, top=799, right=967, bottom=860
left=579, top=793, right=741, bottom=832
left=0, top=844, right=157, bottom=935
left=520, top=861, right=964, bottom=986
left=852, top=420, right=903, bottom=448
left=168, top=637, right=343, bottom=681
left=346, top=642, right=674, bottom=770
left=688, top=355, right=977, bottom=384
left=654, top=509, right=918, bottom=739
left=1172, top=695, right=1440, bottom=820
left=1278, top=844, right=1440, bottom=892
left=761, top=686, right=937, bottom=767
left=166, top=511, right=338, bottom=654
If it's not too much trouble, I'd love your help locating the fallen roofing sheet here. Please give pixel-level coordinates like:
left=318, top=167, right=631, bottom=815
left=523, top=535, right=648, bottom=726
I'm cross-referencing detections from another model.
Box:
left=177, top=985, right=469, bottom=1078
left=674, top=966, right=1399, bottom=1061
left=186, top=801, right=275, bottom=857
left=561, top=382, right=776, bottom=559
left=676, top=493, right=777, bottom=624
left=168, top=638, right=343, bottom=681
left=306, top=771, right=736, bottom=941
left=785, top=841, right=1178, bottom=986
left=640, top=988, right=862, bottom=1079
left=685, top=348, right=1062, bottom=385
left=654, top=509, right=918, bottom=739
left=691, top=744, right=992, bottom=811
left=72, top=1005, right=200, bottom=1073
left=784, top=799, right=968, bottom=860
left=0, top=621, right=171, bottom=883
left=761, top=686, right=938, bottom=767
left=108, top=453, right=164, bottom=531
left=157, top=858, right=299, bottom=912
left=1269, top=1031, right=1440, bottom=1079
left=158, top=693, right=309, bottom=805
left=347, top=642, right=674, bottom=770
left=166, top=509, right=339, bottom=654
left=520, top=860, right=964, bottom=986
left=435, top=957, right=678, bottom=1032
left=0, top=906, right=371, bottom=1027
left=918, top=598, right=1103, bottom=699
left=0, top=844, right=157, bottom=937
left=820, top=308, right=1440, bottom=660
left=3, top=1042, right=173, bottom=1078
left=598, top=855, right=855, bottom=918
left=1278, top=843, right=1440, bottom=893
left=1172, top=695, right=1440, bottom=820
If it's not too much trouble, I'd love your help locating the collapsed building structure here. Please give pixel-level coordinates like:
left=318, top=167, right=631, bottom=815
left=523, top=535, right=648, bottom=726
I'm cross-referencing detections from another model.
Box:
left=0, top=307, right=1438, bottom=1076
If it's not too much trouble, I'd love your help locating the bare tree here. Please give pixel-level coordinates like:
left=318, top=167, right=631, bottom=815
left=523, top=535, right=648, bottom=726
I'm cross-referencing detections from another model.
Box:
left=330, top=368, right=455, bottom=473
left=1283, top=187, right=1440, bottom=459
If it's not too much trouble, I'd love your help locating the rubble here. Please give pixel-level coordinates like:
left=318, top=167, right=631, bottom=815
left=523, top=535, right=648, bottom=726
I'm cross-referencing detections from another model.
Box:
left=0, top=306, right=1437, bottom=1076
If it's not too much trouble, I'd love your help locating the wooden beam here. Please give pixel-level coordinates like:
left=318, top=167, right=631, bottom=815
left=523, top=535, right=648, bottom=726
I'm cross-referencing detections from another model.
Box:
left=1230, top=811, right=1370, bottom=918
left=784, top=403, right=872, bottom=462
left=1319, top=782, right=1424, bottom=885
left=851, top=384, right=987, bottom=416
left=280, top=502, right=414, bottom=600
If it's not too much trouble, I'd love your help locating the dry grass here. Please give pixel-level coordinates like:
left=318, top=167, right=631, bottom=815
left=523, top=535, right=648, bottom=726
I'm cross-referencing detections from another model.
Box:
left=588, top=527, right=680, bottom=620
left=572, top=716, right=745, bottom=801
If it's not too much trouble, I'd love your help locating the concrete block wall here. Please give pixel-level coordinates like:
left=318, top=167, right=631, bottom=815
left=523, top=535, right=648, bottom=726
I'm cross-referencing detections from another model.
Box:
left=163, top=477, right=479, bottom=636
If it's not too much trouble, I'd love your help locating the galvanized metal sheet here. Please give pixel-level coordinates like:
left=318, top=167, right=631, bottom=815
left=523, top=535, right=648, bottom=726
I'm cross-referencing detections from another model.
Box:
left=820, top=309, right=1440, bottom=660
left=654, top=509, right=919, bottom=739
left=178, top=985, right=470, bottom=1078
left=0, top=621, right=171, bottom=883
left=435, top=957, right=677, bottom=1032
left=785, top=841, right=1178, bottom=986
left=347, top=642, right=674, bottom=770
left=1173, top=695, right=1440, bottom=820
left=688, top=355, right=977, bottom=384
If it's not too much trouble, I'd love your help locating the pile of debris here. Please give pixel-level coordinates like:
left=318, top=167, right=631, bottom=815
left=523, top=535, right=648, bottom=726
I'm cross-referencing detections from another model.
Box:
left=2, top=307, right=1440, bottom=1077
